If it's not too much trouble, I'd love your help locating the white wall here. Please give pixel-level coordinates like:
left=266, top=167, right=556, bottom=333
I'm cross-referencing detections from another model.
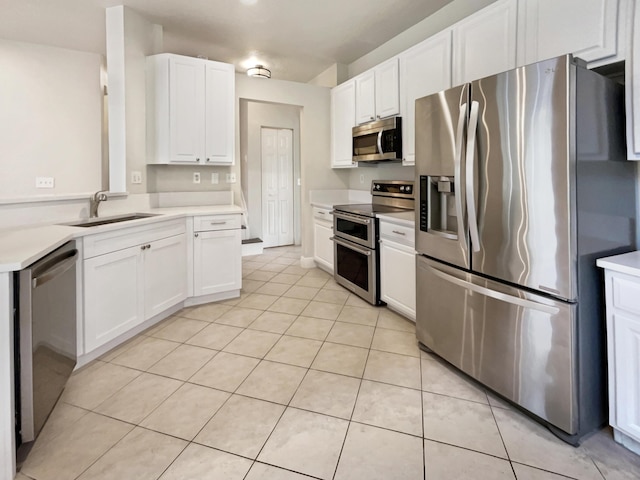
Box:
left=0, top=39, right=103, bottom=199
left=308, top=63, right=348, bottom=88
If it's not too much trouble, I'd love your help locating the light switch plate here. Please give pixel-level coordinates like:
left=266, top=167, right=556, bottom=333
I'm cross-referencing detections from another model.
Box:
left=35, top=176, right=54, bottom=188
left=211, top=173, right=219, bottom=184
left=193, top=172, right=201, bottom=184
left=226, top=173, right=236, bottom=183
left=131, top=171, right=142, bottom=184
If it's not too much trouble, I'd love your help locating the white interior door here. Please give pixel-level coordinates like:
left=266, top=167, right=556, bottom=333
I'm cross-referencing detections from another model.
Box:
left=262, top=128, right=294, bottom=247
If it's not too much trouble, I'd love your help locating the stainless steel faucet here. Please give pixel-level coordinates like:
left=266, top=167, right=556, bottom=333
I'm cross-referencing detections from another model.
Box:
left=89, top=190, right=108, bottom=218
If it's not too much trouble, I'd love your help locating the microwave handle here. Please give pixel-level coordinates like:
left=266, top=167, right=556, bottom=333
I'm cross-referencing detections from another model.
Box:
left=376, top=130, right=383, bottom=155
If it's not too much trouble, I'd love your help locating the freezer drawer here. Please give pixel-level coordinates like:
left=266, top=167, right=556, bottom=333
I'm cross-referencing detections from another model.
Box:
left=416, top=255, right=577, bottom=435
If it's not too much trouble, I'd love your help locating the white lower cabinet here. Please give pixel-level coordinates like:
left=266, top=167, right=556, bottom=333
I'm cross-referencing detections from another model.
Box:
left=379, top=219, right=415, bottom=321
left=83, top=227, right=187, bottom=353
left=313, top=207, right=334, bottom=273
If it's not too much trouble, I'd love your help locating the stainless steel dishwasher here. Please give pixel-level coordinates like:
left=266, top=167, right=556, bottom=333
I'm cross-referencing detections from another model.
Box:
left=16, top=240, right=78, bottom=445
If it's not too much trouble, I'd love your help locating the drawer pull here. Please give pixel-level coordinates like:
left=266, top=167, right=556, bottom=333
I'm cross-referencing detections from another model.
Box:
left=194, top=233, right=199, bottom=238
left=392, top=230, right=406, bottom=236
left=210, top=221, right=227, bottom=225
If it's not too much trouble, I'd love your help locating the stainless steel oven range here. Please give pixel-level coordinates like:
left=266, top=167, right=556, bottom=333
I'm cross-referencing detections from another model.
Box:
left=332, top=180, right=414, bottom=305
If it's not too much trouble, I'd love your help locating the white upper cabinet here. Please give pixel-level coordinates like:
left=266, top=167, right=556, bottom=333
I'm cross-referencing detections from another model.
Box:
left=452, top=0, right=518, bottom=86
left=626, top=0, right=640, bottom=160
left=355, top=58, right=400, bottom=124
left=400, top=30, right=452, bottom=166
left=331, top=80, right=357, bottom=168
left=518, top=0, right=621, bottom=67
left=147, top=53, right=235, bottom=165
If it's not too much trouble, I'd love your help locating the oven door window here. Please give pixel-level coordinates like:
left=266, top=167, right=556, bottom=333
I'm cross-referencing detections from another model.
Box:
left=335, top=217, right=370, bottom=244
left=336, top=242, right=370, bottom=291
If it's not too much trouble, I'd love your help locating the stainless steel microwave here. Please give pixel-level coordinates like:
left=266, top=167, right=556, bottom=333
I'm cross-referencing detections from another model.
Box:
left=352, top=117, right=402, bottom=163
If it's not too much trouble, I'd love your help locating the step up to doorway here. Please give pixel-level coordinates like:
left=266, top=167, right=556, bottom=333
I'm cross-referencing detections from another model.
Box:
left=242, top=238, right=263, bottom=257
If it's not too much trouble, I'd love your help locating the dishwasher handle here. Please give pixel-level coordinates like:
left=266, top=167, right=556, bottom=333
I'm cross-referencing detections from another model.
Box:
left=32, top=249, right=79, bottom=289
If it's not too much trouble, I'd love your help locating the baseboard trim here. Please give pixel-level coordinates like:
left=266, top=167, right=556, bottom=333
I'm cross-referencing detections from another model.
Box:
left=300, top=256, right=316, bottom=268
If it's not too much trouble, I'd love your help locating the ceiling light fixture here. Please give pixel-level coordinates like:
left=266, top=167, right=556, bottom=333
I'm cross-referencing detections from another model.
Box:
left=247, top=65, right=271, bottom=79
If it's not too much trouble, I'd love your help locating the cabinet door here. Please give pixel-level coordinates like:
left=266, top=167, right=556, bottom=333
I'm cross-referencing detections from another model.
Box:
left=355, top=70, right=376, bottom=124
left=614, top=311, right=640, bottom=439
left=400, top=30, right=452, bottom=166
left=375, top=58, right=400, bottom=120
left=380, top=240, right=416, bottom=320
left=194, top=229, right=242, bottom=296
left=313, top=220, right=334, bottom=272
left=330, top=80, right=356, bottom=168
left=144, top=234, right=187, bottom=319
left=84, top=246, right=144, bottom=353
left=627, top=0, right=640, bottom=160
left=205, top=62, right=234, bottom=164
left=519, top=0, right=619, bottom=66
left=452, top=0, right=517, bottom=86
left=169, top=56, right=205, bottom=163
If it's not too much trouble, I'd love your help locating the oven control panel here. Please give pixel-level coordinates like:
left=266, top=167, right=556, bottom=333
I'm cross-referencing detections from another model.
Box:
left=371, top=180, right=414, bottom=199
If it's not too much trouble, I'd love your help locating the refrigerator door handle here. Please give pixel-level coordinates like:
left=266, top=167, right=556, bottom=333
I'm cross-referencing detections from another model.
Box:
left=429, top=265, right=560, bottom=315
left=454, top=102, right=467, bottom=243
left=466, top=100, right=481, bottom=252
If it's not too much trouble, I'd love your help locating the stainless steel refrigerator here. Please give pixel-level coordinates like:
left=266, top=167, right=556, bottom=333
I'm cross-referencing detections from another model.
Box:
left=414, top=55, right=637, bottom=444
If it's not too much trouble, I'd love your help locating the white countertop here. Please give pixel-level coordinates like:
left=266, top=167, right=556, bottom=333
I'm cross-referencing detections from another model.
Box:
left=0, top=204, right=243, bottom=273
left=376, top=210, right=415, bottom=228
left=597, top=251, right=640, bottom=277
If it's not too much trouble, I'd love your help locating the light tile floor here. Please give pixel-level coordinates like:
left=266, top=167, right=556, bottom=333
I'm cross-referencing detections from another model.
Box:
left=19, top=246, right=640, bottom=480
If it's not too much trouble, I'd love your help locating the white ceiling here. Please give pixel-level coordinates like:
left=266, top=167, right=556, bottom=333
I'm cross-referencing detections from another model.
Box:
left=0, top=0, right=455, bottom=82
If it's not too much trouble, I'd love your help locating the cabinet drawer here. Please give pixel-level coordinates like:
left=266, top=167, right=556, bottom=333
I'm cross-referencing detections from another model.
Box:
left=313, top=207, right=333, bottom=223
left=83, top=219, right=186, bottom=259
left=194, top=214, right=241, bottom=232
left=612, top=274, right=640, bottom=316
left=379, top=221, right=415, bottom=247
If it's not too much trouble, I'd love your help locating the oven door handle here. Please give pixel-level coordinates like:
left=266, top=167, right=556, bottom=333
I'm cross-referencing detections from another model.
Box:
left=331, top=236, right=372, bottom=256
left=332, top=211, right=371, bottom=225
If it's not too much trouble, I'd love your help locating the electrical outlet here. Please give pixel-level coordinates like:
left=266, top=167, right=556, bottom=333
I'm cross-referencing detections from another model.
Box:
left=35, top=176, right=54, bottom=188
left=226, top=173, right=236, bottom=183
left=131, top=171, right=142, bottom=184
left=211, top=173, right=219, bottom=184
left=193, top=172, right=201, bottom=184
left=359, top=174, right=365, bottom=184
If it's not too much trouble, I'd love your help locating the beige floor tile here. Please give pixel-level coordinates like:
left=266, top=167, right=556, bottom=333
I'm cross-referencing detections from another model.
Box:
left=335, top=422, right=424, bottom=480
left=364, top=350, right=421, bottom=390
left=371, top=328, right=420, bottom=357
left=243, top=260, right=268, bottom=271
left=236, top=360, right=307, bottom=404
left=421, top=355, right=488, bottom=404
left=99, top=335, right=146, bottom=362
left=248, top=311, right=297, bottom=334
left=290, top=370, right=360, bottom=419
left=150, top=317, right=209, bottom=342
left=422, top=391, right=507, bottom=458
left=282, top=265, right=309, bottom=276
left=21, top=412, right=133, bottom=480
left=271, top=272, right=303, bottom=285
left=195, top=394, right=285, bottom=458
left=511, top=463, right=575, bottom=479
left=493, top=408, right=603, bottom=480
left=304, top=268, right=331, bottom=279
left=326, top=321, right=375, bottom=348
left=76, top=427, right=186, bottom=480
left=140, top=383, right=230, bottom=440
left=144, top=315, right=179, bottom=337
left=14, top=473, right=32, bottom=480
left=147, top=344, right=216, bottom=380
left=324, top=278, right=349, bottom=291
left=159, top=443, right=252, bottom=480
left=254, top=282, right=291, bottom=296
left=245, top=270, right=278, bottom=282
left=246, top=462, right=314, bottom=480
left=353, top=380, right=423, bottom=436
left=345, top=293, right=373, bottom=308
left=186, top=322, right=243, bottom=350
left=182, top=302, right=233, bottom=322
left=271, top=256, right=297, bottom=266
left=220, top=292, right=249, bottom=305
left=34, top=402, right=89, bottom=444
left=337, top=305, right=380, bottom=326
left=62, top=362, right=141, bottom=410
left=283, top=285, right=320, bottom=300
left=240, top=279, right=265, bottom=293
left=259, top=262, right=287, bottom=272
left=285, top=316, right=334, bottom=340
left=94, top=372, right=182, bottom=424
left=487, top=391, right=513, bottom=409
left=311, top=342, right=369, bottom=377
left=268, top=296, right=310, bottom=315
left=296, top=275, right=329, bottom=288
left=258, top=407, right=349, bottom=480
left=189, top=351, right=259, bottom=391
left=237, top=293, right=279, bottom=310
left=581, top=427, right=640, bottom=480
left=314, top=288, right=349, bottom=305
left=222, top=328, right=281, bottom=358
left=215, top=307, right=263, bottom=327
left=424, top=440, right=515, bottom=480
left=301, top=300, right=344, bottom=320
left=377, top=309, right=416, bottom=332
left=110, top=336, right=180, bottom=371
left=265, top=335, right=322, bottom=367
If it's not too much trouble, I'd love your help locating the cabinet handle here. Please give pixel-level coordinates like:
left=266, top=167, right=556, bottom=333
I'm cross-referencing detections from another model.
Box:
left=194, top=233, right=199, bottom=238
left=196, top=158, right=200, bottom=162
left=206, top=158, right=210, bottom=162
left=141, top=245, right=146, bottom=250
left=370, top=116, right=374, bottom=120
left=210, top=221, right=227, bottom=225
left=377, top=115, right=381, bottom=119
left=317, top=212, right=325, bottom=215
left=392, top=230, right=406, bottom=236
left=146, top=244, right=151, bottom=249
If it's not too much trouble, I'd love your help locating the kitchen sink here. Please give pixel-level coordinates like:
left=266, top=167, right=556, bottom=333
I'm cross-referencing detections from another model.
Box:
left=67, top=213, right=158, bottom=227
